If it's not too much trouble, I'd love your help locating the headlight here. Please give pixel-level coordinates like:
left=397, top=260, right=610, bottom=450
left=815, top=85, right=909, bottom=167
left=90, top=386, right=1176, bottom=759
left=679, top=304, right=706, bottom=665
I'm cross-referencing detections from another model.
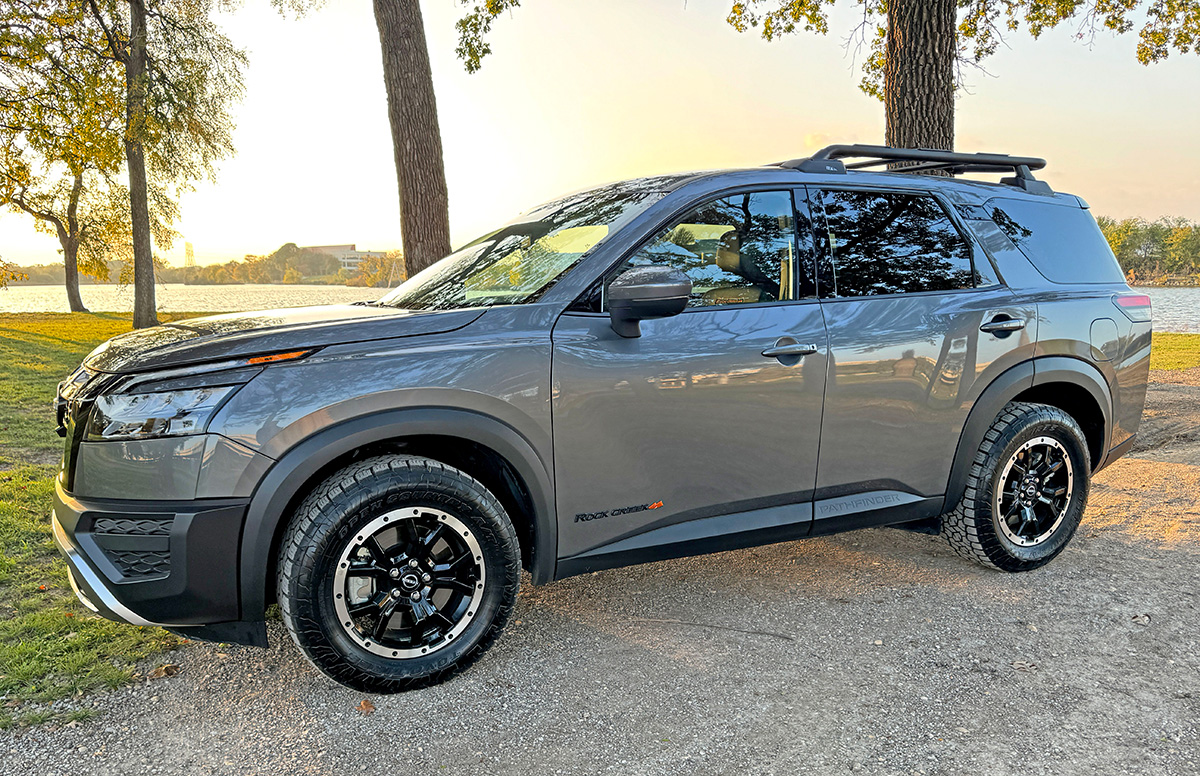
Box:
left=86, top=386, right=237, bottom=441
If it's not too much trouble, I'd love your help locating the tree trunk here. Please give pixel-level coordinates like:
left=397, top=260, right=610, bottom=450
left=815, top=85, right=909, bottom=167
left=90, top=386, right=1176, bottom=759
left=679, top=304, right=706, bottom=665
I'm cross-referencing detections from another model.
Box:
left=125, top=0, right=157, bottom=328
left=372, top=0, right=452, bottom=277
left=62, top=173, right=88, bottom=313
left=884, top=0, right=956, bottom=152
left=62, top=239, right=88, bottom=313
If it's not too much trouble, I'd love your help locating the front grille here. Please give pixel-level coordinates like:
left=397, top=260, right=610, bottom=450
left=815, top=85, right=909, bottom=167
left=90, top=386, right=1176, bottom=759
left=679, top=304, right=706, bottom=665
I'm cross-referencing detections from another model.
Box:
left=93, top=517, right=172, bottom=536
left=107, top=550, right=171, bottom=579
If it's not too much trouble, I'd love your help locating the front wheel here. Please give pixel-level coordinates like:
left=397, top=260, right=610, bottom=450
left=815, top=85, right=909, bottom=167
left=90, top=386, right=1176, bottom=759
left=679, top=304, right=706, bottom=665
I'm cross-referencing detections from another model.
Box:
left=941, top=401, right=1091, bottom=572
left=277, top=455, right=520, bottom=692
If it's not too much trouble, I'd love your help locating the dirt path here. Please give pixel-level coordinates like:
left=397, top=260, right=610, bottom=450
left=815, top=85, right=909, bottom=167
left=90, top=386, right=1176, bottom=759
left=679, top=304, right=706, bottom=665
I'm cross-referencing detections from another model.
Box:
left=4, top=378, right=1198, bottom=776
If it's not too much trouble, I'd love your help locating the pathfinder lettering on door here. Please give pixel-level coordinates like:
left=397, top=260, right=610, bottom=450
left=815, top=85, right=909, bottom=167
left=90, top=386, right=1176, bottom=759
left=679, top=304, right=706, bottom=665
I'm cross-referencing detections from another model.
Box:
left=816, top=492, right=906, bottom=517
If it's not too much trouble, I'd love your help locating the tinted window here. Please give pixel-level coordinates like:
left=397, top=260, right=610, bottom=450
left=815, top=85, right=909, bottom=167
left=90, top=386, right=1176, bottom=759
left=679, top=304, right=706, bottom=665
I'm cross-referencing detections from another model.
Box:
left=608, top=191, right=799, bottom=308
left=818, top=190, right=978, bottom=297
left=987, top=198, right=1125, bottom=284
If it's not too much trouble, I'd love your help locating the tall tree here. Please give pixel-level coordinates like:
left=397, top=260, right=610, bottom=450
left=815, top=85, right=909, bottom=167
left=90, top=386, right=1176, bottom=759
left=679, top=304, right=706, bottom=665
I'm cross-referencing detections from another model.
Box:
left=456, top=1, right=1200, bottom=151
left=373, top=0, right=452, bottom=277
left=81, top=0, right=245, bottom=327
left=1, top=1, right=130, bottom=310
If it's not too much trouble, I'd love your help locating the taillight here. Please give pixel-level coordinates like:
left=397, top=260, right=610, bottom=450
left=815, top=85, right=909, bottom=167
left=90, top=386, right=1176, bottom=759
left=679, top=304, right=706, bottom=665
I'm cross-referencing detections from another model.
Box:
left=1112, top=293, right=1152, bottom=323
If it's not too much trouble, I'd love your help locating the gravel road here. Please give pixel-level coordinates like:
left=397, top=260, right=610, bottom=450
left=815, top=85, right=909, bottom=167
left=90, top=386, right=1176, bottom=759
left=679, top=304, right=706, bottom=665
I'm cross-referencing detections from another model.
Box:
left=4, top=378, right=1198, bottom=776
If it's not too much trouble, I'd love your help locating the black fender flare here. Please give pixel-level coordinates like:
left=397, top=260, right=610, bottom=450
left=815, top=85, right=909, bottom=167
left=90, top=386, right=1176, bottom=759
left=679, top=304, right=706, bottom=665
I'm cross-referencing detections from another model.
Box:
left=944, top=357, right=1111, bottom=508
left=237, top=408, right=557, bottom=620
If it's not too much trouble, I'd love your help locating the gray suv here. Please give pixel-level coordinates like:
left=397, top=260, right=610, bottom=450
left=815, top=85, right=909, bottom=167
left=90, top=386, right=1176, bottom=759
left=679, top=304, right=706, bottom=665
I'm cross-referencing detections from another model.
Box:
left=51, top=145, right=1152, bottom=691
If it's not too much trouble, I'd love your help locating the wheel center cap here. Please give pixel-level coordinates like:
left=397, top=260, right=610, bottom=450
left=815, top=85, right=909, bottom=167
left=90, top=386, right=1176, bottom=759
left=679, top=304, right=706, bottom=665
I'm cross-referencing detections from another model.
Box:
left=399, top=572, right=421, bottom=590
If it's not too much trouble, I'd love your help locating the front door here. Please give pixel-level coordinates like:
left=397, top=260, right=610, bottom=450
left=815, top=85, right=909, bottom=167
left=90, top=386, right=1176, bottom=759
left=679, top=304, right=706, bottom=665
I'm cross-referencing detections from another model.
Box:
left=550, top=189, right=829, bottom=567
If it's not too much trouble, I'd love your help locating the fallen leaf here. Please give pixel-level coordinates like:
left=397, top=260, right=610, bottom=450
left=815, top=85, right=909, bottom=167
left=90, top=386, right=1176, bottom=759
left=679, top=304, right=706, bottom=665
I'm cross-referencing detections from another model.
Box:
left=1131, top=614, right=1151, bottom=626
left=148, top=664, right=180, bottom=680
left=38, top=585, right=46, bottom=591
left=1011, top=660, right=1037, bottom=673
left=872, top=640, right=884, bottom=646
left=356, top=699, right=376, bottom=716
left=1026, top=624, right=1038, bottom=632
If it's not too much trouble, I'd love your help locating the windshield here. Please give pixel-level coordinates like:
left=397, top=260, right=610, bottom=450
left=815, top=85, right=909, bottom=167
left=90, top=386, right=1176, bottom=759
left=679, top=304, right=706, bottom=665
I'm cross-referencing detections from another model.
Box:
left=377, top=182, right=667, bottom=311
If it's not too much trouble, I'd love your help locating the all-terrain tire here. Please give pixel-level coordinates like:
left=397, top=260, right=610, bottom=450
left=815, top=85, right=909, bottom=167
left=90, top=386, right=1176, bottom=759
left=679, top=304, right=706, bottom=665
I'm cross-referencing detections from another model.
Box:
left=941, top=401, right=1090, bottom=572
left=277, top=455, right=520, bottom=692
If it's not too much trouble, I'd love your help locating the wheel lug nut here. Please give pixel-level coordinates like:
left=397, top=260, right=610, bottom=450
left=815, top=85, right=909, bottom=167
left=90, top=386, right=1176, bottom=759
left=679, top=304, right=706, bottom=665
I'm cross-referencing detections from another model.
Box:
left=410, top=591, right=420, bottom=601
left=391, top=589, right=401, bottom=598
left=408, top=559, right=419, bottom=568
left=389, top=568, right=400, bottom=579
left=422, top=573, right=431, bottom=582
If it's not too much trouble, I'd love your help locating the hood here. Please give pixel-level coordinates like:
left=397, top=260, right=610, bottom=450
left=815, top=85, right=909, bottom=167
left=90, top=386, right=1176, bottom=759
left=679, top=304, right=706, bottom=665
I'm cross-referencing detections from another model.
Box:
left=84, top=304, right=485, bottom=373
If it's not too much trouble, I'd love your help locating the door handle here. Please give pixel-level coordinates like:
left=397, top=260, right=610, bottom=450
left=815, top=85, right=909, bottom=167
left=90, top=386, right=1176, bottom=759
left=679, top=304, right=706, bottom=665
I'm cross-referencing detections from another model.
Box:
left=980, top=317, right=1026, bottom=334
left=762, top=342, right=819, bottom=358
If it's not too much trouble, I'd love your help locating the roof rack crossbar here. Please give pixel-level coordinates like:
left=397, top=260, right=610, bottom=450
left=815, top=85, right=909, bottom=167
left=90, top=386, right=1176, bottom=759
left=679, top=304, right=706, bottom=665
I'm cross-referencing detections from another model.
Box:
left=777, top=143, right=1053, bottom=194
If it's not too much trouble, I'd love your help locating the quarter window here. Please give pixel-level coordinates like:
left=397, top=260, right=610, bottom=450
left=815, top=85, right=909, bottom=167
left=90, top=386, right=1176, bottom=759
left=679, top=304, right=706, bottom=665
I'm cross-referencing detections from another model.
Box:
left=608, top=191, right=799, bottom=308
left=818, top=190, right=979, bottom=297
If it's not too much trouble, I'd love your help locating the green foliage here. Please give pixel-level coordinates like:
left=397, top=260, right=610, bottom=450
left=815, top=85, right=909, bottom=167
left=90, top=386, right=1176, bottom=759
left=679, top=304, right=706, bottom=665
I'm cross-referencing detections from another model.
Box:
left=454, top=2, right=1199, bottom=96
left=155, top=243, right=342, bottom=285
left=346, top=249, right=405, bottom=288
left=455, top=0, right=522, bottom=74
left=0, top=256, right=25, bottom=287
left=1098, top=215, right=1200, bottom=284
left=727, top=1, right=1200, bottom=99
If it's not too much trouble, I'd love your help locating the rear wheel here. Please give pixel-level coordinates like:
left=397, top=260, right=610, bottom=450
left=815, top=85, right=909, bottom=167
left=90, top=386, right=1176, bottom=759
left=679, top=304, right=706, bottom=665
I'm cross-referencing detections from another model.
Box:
left=277, top=455, right=520, bottom=692
left=941, top=402, right=1090, bottom=572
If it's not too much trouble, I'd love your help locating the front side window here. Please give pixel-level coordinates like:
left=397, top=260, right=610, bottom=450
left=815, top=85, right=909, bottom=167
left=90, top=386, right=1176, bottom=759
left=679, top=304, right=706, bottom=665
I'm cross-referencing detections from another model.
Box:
left=377, top=182, right=666, bottom=311
left=817, top=190, right=978, bottom=297
left=606, top=190, right=799, bottom=308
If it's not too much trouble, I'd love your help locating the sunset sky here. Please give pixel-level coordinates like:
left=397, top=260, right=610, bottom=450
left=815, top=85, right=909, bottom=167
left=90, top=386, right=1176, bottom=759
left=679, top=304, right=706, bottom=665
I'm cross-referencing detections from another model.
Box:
left=1, top=0, right=1198, bottom=267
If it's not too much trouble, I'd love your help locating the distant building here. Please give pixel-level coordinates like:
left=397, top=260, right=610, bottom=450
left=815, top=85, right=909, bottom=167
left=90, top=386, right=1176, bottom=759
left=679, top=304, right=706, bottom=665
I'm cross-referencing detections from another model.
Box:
left=301, top=244, right=385, bottom=272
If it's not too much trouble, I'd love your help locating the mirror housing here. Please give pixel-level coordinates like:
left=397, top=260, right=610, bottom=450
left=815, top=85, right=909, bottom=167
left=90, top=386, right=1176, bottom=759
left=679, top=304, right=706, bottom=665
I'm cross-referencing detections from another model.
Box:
left=608, top=266, right=692, bottom=338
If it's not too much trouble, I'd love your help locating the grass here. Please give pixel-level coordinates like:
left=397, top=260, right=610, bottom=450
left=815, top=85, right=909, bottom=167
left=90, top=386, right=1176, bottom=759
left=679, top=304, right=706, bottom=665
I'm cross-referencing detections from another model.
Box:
left=1149, top=332, right=1200, bottom=371
left=0, top=313, right=207, bottom=729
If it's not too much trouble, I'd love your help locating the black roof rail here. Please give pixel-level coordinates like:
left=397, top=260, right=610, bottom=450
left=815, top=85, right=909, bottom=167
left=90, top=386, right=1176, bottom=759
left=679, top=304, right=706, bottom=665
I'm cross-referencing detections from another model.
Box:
left=774, top=143, right=1052, bottom=194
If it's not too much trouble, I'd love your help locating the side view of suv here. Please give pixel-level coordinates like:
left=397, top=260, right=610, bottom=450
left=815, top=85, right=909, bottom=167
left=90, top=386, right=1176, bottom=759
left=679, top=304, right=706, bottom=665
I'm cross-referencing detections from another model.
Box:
left=51, top=145, right=1151, bottom=692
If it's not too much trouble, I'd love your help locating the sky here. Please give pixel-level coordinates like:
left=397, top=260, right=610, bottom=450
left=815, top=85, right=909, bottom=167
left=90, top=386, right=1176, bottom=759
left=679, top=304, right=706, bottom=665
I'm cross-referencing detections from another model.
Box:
left=2, top=0, right=1198, bottom=267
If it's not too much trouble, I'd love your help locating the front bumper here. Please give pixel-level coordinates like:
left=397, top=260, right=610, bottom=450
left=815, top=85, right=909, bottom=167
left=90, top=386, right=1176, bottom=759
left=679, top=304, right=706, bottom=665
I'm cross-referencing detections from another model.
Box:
left=51, top=478, right=248, bottom=629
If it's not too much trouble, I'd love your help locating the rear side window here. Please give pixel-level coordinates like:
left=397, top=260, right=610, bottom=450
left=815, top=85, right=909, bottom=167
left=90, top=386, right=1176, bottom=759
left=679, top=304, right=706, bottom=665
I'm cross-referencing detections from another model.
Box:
left=817, top=190, right=979, bottom=297
left=986, top=199, right=1124, bottom=284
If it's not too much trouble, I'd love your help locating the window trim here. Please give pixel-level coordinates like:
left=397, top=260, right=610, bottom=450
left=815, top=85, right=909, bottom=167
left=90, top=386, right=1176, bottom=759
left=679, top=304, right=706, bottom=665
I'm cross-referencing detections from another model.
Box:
left=808, top=185, right=1001, bottom=300
left=569, top=184, right=819, bottom=313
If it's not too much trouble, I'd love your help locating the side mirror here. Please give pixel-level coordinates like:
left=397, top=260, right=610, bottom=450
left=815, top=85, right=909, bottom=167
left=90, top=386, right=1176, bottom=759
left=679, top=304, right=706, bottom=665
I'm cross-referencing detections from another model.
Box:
left=608, top=266, right=692, bottom=338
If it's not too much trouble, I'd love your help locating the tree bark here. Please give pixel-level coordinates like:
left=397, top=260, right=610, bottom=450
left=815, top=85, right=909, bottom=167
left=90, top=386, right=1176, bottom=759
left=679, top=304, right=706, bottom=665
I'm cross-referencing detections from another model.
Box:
left=372, top=0, right=452, bottom=277
left=62, top=173, right=88, bottom=313
left=884, top=0, right=956, bottom=152
left=125, top=0, right=157, bottom=328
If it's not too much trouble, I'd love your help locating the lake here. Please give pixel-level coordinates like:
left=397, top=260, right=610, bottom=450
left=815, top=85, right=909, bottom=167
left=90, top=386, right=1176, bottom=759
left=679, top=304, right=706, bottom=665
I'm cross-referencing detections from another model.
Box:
left=1, top=282, right=1197, bottom=332
left=0, top=283, right=383, bottom=314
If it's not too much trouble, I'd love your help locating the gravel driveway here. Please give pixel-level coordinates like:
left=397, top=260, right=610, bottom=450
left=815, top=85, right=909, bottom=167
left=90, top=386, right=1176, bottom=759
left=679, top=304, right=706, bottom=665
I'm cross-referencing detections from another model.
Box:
left=5, top=380, right=1198, bottom=776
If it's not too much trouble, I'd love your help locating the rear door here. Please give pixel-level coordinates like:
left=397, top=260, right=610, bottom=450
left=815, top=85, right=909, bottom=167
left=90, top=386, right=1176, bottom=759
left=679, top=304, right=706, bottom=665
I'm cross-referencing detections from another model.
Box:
left=809, top=186, right=1037, bottom=528
left=550, top=188, right=829, bottom=566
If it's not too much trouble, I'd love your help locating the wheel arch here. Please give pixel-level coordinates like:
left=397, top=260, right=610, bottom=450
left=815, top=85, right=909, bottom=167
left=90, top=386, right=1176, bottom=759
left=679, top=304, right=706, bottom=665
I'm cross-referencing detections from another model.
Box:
left=946, top=357, right=1111, bottom=507
left=238, top=408, right=557, bottom=622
